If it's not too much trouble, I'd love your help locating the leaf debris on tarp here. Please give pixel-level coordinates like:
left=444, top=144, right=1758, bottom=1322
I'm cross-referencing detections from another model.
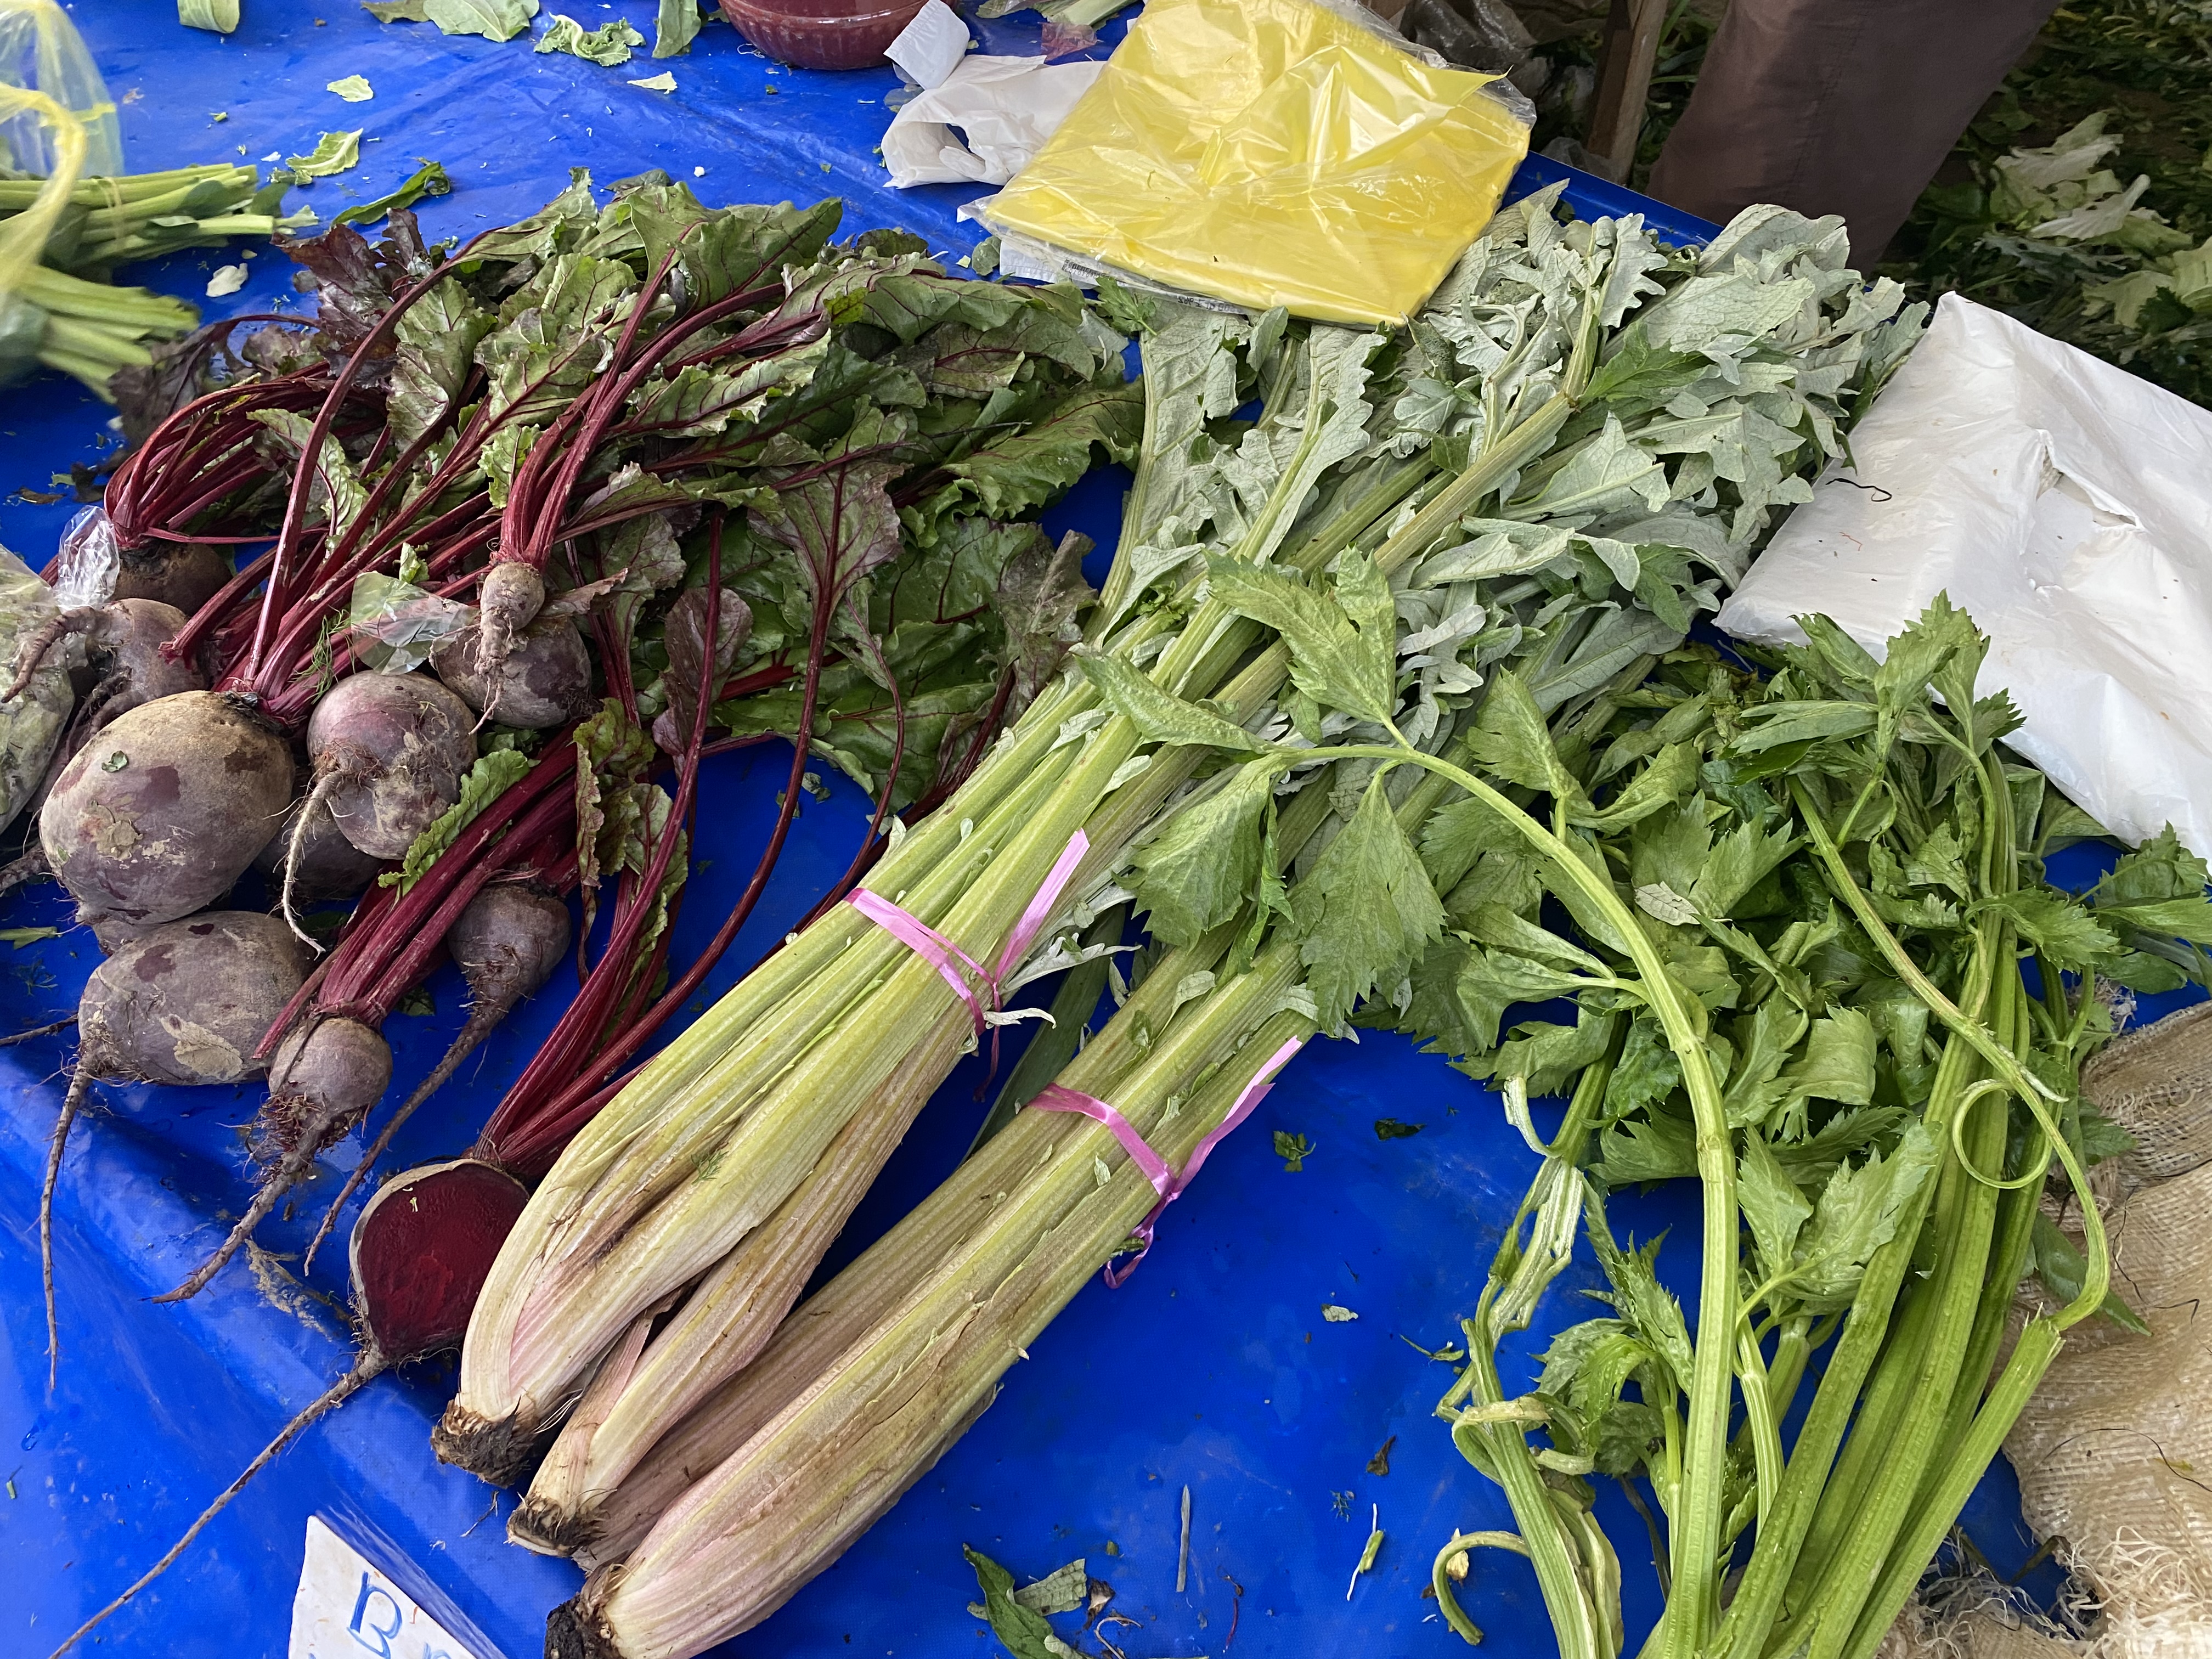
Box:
left=206, top=264, right=248, bottom=297
left=327, top=75, right=375, bottom=101
left=363, top=0, right=431, bottom=17
left=1322, top=1303, right=1359, bottom=1323
left=334, top=160, right=452, bottom=226
left=1274, top=1130, right=1314, bottom=1171
left=1374, top=1118, right=1423, bottom=1139
left=0, top=927, right=60, bottom=949
left=179, top=0, right=240, bottom=31
left=421, top=0, right=539, bottom=38
left=653, top=0, right=705, bottom=57
left=628, top=70, right=678, bottom=91
left=283, top=130, right=364, bottom=181
left=1366, top=1436, right=1396, bottom=1475
left=537, top=12, right=646, bottom=63
left=1346, top=1505, right=1384, bottom=1600
left=962, top=1546, right=1086, bottom=1659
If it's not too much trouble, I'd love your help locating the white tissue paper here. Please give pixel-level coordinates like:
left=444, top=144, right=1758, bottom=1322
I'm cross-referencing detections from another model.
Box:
left=887, top=0, right=972, bottom=91
left=882, top=54, right=1106, bottom=189
left=1717, top=292, right=2212, bottom=855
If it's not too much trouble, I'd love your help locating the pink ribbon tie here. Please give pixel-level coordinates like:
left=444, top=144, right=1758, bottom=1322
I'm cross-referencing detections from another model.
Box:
left=1031, top=1036, right=1305, bottom=1288
left=846, top=831, right=1090, bottom=1068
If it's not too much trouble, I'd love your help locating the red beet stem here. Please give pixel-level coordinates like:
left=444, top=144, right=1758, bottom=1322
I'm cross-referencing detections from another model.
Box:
left=477, top=549, right=834, bottom=1173
left=242, top=227, right=501, bottom=696
left=475, top=531, right=736, bottom=1164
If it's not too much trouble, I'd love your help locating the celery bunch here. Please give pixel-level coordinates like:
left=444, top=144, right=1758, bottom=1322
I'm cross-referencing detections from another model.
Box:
left=1386, top=618, right=2212, bottom=1659
left=439, top=188, right=1920, bottom=1656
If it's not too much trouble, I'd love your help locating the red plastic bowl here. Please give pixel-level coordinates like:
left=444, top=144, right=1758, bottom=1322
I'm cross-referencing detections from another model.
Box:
left=718, top=0, right=929, bottom=70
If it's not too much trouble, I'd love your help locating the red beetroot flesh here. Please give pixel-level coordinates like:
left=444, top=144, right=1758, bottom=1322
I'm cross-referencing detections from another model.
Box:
left=349, top=1158, right=529, bottom=1362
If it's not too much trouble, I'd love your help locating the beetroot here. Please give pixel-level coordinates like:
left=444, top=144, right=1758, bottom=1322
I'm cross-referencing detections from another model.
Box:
left=302, top=884, right=571, bottom=1272
left=4, top=598, right=203, bottom=716
left=43, top=912, right=308, bottom=1381
left=79, top=912, right=307, bottom=1087
left=432, top=614, right=595, bottom=731
left=111, top=540, right=232, bottom=616
left=82, top=600, right=207, bottom=717
left=253, top=791, right=388, bottom=903
left=155, top=1015, right=392, bottom=1304
left=304, top=671, right=478, bottom=861
left=38, top=691, right=295, bottom=935
left=472, top=562, right=547, bottom=695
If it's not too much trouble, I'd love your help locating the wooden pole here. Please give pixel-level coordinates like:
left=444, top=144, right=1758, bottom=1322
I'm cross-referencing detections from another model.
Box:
left=1585, top=0, right=1668, bottom=183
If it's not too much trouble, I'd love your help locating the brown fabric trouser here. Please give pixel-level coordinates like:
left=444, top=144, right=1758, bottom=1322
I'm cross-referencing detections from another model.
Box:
left=1647, top=0, right=2060, bottom=263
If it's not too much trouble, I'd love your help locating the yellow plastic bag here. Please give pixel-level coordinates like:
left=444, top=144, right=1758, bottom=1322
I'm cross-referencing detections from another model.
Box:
left=981, top=0, right=1530, bottom=325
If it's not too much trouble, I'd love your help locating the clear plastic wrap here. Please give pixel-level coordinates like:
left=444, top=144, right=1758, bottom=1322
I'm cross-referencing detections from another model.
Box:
left=978, top=0, right=1530, bottom=324
left=49, top=503, right=119, bottom=610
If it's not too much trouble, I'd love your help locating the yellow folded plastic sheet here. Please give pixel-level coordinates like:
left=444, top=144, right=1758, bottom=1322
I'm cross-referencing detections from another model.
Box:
left=982, top=0, right=1530, bottom=326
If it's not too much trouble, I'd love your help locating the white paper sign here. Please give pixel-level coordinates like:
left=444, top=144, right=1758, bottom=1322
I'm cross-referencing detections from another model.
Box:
left=290, top=1515, right=486, bottom=1659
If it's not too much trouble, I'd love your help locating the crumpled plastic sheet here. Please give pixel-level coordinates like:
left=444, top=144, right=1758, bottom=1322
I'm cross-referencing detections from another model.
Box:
left=1722, top=293, right=2212, bottom=857
left=980, top=0, right=1531, bottom=322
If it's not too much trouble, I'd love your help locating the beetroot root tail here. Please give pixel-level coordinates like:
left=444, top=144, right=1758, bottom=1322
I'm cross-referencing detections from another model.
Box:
left=42, top=1356, right=384, bottom=1659
left=300, top=1001, right=506, bottom=1276
left=279, top=769, right=347, bottom=951
left=151, top=1096, right=351, bottom=1304
left=42, top=1065, right=93, bottom=1391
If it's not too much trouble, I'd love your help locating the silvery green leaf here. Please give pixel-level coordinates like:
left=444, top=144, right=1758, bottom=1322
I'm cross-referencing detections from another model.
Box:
left=1521, top=603, right=1683, bottom=713
left=1075, top=650, right=1267, bottom=754
left=1517, top=417, right=1671, bottom=520
left=1578, top=535, right=1642, bottom=591
left=1597, top=507, right=1753, bottom=586
left=1697, top=204, right=1850, bottom=276
left=1639, top=270, right=1818, bottom=357
left=1419, top=521, right=1574, bottom=585
left=1206, top=558, right=1397, bottom=728
left=1634, top=882, right=1698, bottom=927
left=1590, top=218, right=1673, bottom=329
left=1216, top=326, right=1378, bottom=566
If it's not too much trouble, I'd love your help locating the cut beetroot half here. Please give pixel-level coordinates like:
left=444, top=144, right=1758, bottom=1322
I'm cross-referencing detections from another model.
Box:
left=349, top=1158, right=530, bottom=1365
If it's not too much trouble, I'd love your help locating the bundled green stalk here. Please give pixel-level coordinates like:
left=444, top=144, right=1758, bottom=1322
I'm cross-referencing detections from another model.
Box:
left=0, top=161, right=314, bottom=397
left=439, top=187, right=1916, bottom=1520
left=1358, top=615, right=2212, bottom=1659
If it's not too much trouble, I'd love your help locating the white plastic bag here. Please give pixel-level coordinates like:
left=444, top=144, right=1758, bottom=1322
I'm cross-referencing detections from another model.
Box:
left=882, top=55, right=1105, bottom=189
left=1717, top=293, right=2212, bottom=855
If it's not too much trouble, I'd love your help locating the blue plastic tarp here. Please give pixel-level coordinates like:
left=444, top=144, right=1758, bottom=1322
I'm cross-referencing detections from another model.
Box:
left=0, top=5, right=2118, bottom=1658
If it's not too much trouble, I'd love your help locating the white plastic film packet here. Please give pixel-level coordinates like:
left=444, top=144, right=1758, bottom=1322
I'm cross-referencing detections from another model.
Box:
left=1718, top=292, right=2212, bottom=856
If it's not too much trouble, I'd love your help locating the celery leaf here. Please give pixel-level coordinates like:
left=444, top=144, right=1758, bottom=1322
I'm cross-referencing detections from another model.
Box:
left=1292, top=770, right=1444, bottom=1028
